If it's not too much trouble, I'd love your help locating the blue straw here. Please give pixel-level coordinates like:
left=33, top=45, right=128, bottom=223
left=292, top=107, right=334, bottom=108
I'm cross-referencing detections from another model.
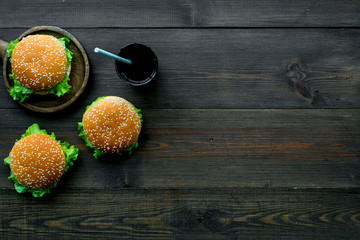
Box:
left=94, top=47, right=132, bottom=65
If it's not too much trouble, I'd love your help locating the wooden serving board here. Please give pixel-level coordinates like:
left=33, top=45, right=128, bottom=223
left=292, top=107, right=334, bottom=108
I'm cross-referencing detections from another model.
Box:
left=1, top=26, right=89, bottom=113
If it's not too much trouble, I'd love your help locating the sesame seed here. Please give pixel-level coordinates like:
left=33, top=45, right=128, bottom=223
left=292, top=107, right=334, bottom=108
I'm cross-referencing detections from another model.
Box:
left=10, top=35, right=68, bottom=91
left=9, top=133, right=66, bottom=190
left=83, top=96, right=141, bottom=154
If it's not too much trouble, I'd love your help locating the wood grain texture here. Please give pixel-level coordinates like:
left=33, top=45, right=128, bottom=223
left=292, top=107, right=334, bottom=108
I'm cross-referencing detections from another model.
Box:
left=0, top=1, right=359, bottom=239
left=0, top=0, right=359, bottom=28
left=1, top=28, right=359, bottom=110
left=0, top=39, right=8, bottom=61
left=0, top=188, right=359, bottom=240
left=0, top=109, right=358, bottom=189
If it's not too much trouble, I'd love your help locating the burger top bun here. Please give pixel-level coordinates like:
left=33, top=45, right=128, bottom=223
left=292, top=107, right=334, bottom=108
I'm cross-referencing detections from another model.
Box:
left=9, top=133, right=66, bottom=190
left=82, top=96, right=142, bottom=154
left=11, top=35, right=68, bottom=91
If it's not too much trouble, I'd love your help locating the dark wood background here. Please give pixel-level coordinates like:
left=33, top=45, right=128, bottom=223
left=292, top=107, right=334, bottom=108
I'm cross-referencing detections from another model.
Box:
left=1, top=1, right=359, bottom=239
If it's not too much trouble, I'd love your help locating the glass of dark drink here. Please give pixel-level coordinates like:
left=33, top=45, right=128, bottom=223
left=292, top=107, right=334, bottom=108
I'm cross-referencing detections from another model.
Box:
left=115, top=43, right=158, bottom=86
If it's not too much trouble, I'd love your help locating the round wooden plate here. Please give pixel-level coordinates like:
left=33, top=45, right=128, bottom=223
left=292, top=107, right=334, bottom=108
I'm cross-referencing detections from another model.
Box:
left=2, top=26, right=89, bottom=113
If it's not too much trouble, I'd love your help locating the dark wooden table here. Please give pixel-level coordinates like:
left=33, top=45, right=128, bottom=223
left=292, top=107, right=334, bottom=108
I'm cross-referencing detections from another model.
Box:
left=1, top=1, right=360, bottom=239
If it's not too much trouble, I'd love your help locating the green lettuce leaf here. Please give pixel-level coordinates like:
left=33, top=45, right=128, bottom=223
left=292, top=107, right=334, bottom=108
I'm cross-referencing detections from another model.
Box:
left=7, top=39, right=19, bottom=59
left=58, top=37, right=70, bottom=46
left=4, top=156, right=10, bottom=166
left=6, top=156, right=57, bottom=197
left=29, top=185, right=56, bottom=198
left=121, top=141, right=138, bottom=156
left=133, top=104, right=143, bottom=124
left=9, top=75, right=33, bottom=102
left=7, top=37, right=73, bottom=101
left=21, top=122, right=48, bottom=138
left=78, top=97, right=142, bottom=158
left=48, top=75, right=71, bottom=97
left=60, top=141, right=79, bottom=172
left=8, top=173, right=28, bottom=194
left=78, top=122, right=104, bottom=159
left=59, top=37, right=73, bottom=65
left=4, top=123, right=78, bottom=198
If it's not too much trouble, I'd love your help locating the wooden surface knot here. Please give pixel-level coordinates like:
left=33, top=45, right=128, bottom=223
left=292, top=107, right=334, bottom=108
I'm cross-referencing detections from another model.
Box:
left=286, top=58, right=314, bottom=101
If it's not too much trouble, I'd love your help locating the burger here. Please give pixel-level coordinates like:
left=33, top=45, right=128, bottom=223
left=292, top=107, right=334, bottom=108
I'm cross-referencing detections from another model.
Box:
left=78, top=96, right=142, bottom=158
left=6, top=34, right=73, bottom=102
left=4, top=124, right=78, bottom=197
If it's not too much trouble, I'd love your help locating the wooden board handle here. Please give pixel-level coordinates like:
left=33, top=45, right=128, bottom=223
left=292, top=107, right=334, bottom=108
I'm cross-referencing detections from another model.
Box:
left=0, top=39, right=9, bottom=62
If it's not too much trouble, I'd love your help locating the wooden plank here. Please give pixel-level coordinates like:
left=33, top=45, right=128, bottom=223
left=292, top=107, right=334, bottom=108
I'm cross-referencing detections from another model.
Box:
left=0, top=109, right=359, bottom=189
left=1, top=28, right=359, bottom=109
left=0, top=188, right=359, bottom=239
left=0, top=0, right=359, bottom=28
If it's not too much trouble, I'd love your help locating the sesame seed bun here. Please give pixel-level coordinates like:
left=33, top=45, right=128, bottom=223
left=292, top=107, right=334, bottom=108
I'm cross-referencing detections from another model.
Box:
left=9, top=133, right=66, bottom=190
left=11, top=35, right=68, bottom=91
left=82, top=96, right=142, bottom=154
